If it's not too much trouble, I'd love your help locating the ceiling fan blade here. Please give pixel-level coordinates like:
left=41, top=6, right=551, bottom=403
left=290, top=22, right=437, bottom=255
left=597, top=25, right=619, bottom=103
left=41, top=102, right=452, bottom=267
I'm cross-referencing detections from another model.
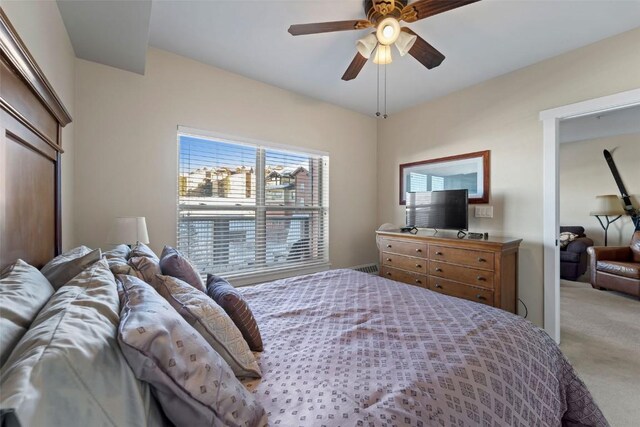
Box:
left=401, top=0, right=481, bottom=23
left=342, top=52, right=368, bottom=81
left=401, top=28, right=445, bottom=69
left=288, top=20, right=372, bottom=36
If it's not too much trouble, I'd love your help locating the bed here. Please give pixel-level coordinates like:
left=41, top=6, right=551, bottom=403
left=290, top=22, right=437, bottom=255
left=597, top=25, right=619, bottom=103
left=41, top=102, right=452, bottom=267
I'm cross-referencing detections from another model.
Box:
left=0, top=10, right=607, bottom=427
left=240, top=269, right=606, bottom=426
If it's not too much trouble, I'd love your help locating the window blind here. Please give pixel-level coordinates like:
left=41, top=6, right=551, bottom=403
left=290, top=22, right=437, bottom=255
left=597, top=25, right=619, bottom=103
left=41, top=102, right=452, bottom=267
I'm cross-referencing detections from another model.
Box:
left=178, top=131, right=329, bottom=280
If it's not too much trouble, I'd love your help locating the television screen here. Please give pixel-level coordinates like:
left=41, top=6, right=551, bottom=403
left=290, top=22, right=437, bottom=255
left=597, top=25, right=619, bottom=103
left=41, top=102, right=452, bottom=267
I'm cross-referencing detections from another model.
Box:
left=406, top=189, right=469, bottom=231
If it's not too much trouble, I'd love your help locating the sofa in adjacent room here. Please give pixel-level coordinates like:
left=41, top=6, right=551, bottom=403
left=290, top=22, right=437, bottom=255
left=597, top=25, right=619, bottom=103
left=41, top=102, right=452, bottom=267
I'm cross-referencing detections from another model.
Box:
left=560, top=226, right=594, bottom=281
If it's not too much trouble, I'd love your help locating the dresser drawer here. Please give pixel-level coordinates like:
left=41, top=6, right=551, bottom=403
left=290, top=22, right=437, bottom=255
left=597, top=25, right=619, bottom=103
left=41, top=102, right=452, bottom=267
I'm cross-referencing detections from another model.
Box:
left=379, top=238, right=427, bottom=258
left=429, top=277, right=494, bottom=307
left=382, top=253, right=427, bottom=274
left=381, top=266, right=428, bottom=288
left=429, top=261, right=494, bottom=289
left=429, top=245, right=495, bottom=270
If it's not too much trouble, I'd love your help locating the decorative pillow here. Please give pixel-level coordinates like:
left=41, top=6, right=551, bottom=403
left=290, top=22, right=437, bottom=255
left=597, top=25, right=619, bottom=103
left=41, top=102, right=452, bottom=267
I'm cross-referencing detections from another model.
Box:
left=156, top=275, right=261, bottom=378
left=128, top=256, right=162, bottom=288
left=106, top=256, right=136, bottom=276
left=117, top=275, right=266, bottom=427
left=40, top=246, right=102, bottom=289
left=0, top=260, right=55, bottom=367
left=559, top=232, right=578, bottom=249
left=159, top=246, right=205, bottom=292
left=103, top=244, right=131, bottom=260
left=0, top=259, right=165, bottom=426
left=130, top=242, right=159, bottom=261
left=206, top=274, right=263, bottom=352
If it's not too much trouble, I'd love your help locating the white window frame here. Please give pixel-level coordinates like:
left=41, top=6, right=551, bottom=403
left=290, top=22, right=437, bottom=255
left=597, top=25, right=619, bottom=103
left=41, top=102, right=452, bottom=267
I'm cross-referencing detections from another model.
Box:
left=177, top=126, right=330, bottom=286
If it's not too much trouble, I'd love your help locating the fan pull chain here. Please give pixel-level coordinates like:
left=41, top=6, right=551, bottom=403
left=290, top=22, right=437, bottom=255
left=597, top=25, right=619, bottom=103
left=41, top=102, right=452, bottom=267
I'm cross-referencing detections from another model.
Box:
left=383, top=60, right=388, bottom=119
left=376, top=53, right=380, bottom=118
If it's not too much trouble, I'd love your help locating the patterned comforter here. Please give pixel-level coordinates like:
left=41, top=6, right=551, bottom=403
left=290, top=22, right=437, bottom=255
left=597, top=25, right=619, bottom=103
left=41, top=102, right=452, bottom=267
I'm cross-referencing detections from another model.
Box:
left=240, top=269, right=607, bottom=427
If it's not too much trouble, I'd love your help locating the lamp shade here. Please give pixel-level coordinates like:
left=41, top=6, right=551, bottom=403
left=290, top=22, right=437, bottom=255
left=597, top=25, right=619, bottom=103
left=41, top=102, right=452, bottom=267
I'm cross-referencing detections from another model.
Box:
left=108, top=217, right=149, bottom=245
left=356, top=33, right=378, bottom=59
left=590, top=195, right=625, bottom=216
left=373, top=45, right=392, bottom=65
left=395, top=31, right=417, bottom=56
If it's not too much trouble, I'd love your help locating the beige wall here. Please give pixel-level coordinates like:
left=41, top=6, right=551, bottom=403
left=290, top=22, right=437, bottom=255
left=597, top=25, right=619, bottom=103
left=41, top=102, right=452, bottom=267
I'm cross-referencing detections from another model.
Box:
left=377, top=28, right=640, bottom=326
left=560, top=133, right=639, bottom=247
left=1, top=1, right=77, bottom=250
left=74, top=48, right=378, bottom=268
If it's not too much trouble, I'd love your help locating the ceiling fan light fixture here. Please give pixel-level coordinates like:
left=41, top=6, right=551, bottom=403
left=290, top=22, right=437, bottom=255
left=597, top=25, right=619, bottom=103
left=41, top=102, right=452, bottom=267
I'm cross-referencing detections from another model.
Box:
left=395, top=31, right=417, bottom=56
left=376, top=17, right=400, bottom=45
left=356, top=33, right=378, bottom=59
left=373, top=44, right=392, bottom=65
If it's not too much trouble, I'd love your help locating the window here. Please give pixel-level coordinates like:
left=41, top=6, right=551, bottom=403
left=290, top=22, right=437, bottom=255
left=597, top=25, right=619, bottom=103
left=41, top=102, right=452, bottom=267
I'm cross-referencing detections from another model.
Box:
left=177, top=129, right=329, bottom=282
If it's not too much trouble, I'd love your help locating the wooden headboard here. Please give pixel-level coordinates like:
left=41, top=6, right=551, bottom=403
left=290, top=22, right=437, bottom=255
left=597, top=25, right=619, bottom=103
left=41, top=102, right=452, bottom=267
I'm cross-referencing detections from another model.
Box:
left=0, top=9, right=72, bottom=269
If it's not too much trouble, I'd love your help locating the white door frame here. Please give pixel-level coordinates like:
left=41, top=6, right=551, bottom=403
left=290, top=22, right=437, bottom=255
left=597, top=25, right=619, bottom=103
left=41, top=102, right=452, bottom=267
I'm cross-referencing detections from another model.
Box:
left=539, top=88, right=640, bottom=343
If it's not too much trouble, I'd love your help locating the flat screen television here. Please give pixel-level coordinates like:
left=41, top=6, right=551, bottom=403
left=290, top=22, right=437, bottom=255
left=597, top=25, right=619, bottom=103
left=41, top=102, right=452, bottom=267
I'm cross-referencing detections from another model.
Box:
left=406, top=189, right=469, bottom=231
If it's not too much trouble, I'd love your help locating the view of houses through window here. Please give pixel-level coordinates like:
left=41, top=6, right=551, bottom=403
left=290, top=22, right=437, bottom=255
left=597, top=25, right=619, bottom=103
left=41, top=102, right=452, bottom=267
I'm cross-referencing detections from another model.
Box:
left=177, top=132, right=329, bottom=278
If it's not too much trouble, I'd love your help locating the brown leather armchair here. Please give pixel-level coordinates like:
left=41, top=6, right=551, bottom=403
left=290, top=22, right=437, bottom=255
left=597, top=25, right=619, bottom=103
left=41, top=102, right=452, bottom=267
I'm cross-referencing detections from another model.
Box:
left=587, top=230, right=640, bottom=298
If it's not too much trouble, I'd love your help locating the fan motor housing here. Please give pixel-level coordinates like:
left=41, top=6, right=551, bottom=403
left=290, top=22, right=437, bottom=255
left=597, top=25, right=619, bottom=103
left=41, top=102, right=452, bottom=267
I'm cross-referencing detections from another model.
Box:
left=366, top=0, right=406, bottom=23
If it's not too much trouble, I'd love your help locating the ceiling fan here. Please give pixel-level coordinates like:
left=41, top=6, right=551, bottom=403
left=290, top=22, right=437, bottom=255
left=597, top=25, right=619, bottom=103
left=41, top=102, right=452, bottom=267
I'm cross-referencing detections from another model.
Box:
left=288, top=0, right=481, bottom=81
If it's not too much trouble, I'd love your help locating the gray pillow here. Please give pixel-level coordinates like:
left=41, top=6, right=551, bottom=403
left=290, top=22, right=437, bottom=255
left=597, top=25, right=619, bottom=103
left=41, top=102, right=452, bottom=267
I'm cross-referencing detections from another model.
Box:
left=106, top=256, right=136, bottom=276
left=117, top=274, right=266, bottom=427
left=130, top=242, right=159, bottom=261
left=0, top=259, right=165, bottom=427
left=0, top=260, right=54, bottom=368
left=159, top=246, right=205, bottom=292
left=128, top=256, right=162, bottom=288
left=103, top=244, right=131, bottom=260
left=40, top=246, right=102, bottom=289
left=156, top=275, right=261, bottom=378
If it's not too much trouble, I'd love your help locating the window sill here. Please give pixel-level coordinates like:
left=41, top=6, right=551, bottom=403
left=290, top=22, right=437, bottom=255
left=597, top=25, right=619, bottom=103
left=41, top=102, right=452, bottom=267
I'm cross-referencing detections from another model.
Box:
left=222, top=262, right=332, bottom=287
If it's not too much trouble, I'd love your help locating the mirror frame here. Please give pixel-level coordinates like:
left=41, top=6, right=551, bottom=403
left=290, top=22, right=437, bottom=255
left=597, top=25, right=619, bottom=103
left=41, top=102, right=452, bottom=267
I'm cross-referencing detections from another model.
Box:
left=399, top=150, right=490, bottom=205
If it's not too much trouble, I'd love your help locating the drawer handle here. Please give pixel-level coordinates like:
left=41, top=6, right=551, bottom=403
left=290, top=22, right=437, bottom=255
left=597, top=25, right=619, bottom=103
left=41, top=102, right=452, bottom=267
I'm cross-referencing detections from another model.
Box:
left=415, top=248, right=422, bottom=253
left=435, top=283, right=443, bottom=289
left=387, top=244, right=392, bottom=248
left=477, top=257, right=486, bottom=263
left=435, top=267, right=443, bottom=272
left=476, top=276, right=486, bottom=281
left=415, top=279, right=422, bottom=284
left=386, top=258, right=392, bottom=262
left=386, top=272, right=392, bottom=276
left=435, top=251, right=443, bottom=256
left=476, top=294, right=487, bottom=301
left=415, top=264, right=422, bottom=268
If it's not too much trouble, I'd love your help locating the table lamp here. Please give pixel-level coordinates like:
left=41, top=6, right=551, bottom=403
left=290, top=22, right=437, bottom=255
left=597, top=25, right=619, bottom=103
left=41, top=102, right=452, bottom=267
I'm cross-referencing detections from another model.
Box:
left=108, top=216, right=149, bottom=246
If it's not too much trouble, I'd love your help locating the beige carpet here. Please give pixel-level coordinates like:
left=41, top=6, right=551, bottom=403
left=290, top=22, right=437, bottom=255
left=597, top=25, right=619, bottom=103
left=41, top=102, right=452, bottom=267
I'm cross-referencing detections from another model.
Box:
left=560, top=279, right=640, bottom=427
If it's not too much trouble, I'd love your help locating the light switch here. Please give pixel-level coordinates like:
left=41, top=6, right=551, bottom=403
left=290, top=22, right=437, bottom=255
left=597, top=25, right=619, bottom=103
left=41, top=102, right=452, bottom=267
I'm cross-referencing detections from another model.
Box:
left=475, top=206, right=494, bottom=218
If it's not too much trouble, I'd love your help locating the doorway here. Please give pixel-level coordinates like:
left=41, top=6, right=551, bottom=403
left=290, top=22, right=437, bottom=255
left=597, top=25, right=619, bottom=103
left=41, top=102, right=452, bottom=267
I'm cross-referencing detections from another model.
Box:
left=539, top=88, right=640, bottom=343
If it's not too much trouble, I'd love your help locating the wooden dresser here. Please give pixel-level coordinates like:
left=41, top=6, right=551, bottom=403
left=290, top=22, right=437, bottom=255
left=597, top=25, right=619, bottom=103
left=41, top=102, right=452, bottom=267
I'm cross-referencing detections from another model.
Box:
left=376, top=230, right=522, bottom=313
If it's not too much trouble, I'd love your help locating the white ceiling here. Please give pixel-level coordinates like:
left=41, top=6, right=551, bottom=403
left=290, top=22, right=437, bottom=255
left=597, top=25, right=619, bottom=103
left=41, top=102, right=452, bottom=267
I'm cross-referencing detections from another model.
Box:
left=58, top=0, right=640, bottom=116
left=58, top=0, right=152, bottom=74
left=560, top=104, right=640, bottom=144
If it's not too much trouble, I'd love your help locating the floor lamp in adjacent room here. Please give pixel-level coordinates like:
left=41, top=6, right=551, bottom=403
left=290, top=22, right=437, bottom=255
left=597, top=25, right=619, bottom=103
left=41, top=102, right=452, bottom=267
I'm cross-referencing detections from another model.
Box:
left=590, top=195, right=624, bottom=246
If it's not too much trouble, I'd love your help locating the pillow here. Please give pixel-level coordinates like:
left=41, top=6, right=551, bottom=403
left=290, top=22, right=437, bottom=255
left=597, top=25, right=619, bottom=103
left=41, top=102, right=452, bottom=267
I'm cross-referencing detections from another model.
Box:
left=117, top=275, right=266, bottom=427
left=155, top=274, right=261, bottom=378
left=103, top=244, right=131, bottom=260
left=0, top=259, right=165, bottom=427
left=40, top=246, right=102, bottom=289
left=128, top=256, right=162, bottom=288
left=130, top=242, right=159, bottom=261
left=559, top=232, right=578, bottom=249
left=0, top=260, right=54, bottom=367
left=207, top=274, right=263, bottom=352
left=159, top=246, right=205, bottom=292
left=105, top=256, right=136, bottom=276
